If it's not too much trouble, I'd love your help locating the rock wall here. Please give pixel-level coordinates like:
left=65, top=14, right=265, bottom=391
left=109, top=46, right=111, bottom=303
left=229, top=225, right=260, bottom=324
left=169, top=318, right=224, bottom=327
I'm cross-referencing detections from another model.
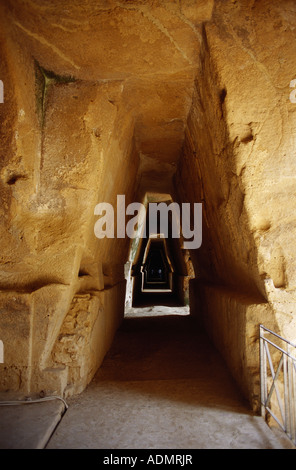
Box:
left=0, top=9, right=139, bottom=395
left=177, top=0, right=296, bottom=409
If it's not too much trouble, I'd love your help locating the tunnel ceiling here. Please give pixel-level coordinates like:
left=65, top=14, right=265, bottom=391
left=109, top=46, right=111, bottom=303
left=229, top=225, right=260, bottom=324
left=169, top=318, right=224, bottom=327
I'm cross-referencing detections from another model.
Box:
left=3, top=0, right=214, bottom=189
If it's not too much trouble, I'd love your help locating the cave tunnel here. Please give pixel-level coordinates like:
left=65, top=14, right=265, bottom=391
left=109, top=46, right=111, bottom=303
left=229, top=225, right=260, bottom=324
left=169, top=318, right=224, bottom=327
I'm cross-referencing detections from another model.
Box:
left=125, top=196, right=195, bottom=312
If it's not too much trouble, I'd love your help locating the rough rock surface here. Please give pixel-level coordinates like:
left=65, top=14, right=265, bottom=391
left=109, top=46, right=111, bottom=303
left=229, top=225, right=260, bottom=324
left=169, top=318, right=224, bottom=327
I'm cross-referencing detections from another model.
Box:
left=0, top=0, right=295, bottom=412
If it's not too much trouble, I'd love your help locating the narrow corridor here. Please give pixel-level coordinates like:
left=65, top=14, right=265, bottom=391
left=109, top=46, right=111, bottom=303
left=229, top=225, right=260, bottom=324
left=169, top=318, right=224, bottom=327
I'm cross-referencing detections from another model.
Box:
left=47, top=314, right=287, bottom=449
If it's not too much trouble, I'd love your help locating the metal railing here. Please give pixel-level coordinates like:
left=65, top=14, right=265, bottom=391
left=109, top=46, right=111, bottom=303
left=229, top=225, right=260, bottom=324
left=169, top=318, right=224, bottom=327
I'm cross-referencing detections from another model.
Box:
left=260, top=324, right=296, bottom=445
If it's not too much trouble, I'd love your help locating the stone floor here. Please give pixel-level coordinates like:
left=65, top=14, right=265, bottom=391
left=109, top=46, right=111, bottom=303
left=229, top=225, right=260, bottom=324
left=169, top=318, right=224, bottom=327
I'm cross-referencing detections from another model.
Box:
left=0, top=397, right=66, bottom=449
left=45, top=313, right=293, bottom=449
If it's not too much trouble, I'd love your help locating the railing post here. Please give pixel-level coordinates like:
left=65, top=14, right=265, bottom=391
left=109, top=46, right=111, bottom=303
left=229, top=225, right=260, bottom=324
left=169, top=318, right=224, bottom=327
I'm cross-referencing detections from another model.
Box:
left=260, top=324, right=296, bottom=446
left=293, top=359, right=296, bottom=445
left=260, top=325, right=266, bottom=418
left=287, top=344, right=296, bottom=444
left=283, top=351, right=290, bottom=436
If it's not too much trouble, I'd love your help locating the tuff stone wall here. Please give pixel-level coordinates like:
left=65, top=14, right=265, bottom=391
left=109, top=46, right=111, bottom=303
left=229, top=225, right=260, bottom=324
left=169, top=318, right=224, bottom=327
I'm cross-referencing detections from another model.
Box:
left=0, top=10, right=139, bottom=394
left=176, top=0, right=296, bottom=409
